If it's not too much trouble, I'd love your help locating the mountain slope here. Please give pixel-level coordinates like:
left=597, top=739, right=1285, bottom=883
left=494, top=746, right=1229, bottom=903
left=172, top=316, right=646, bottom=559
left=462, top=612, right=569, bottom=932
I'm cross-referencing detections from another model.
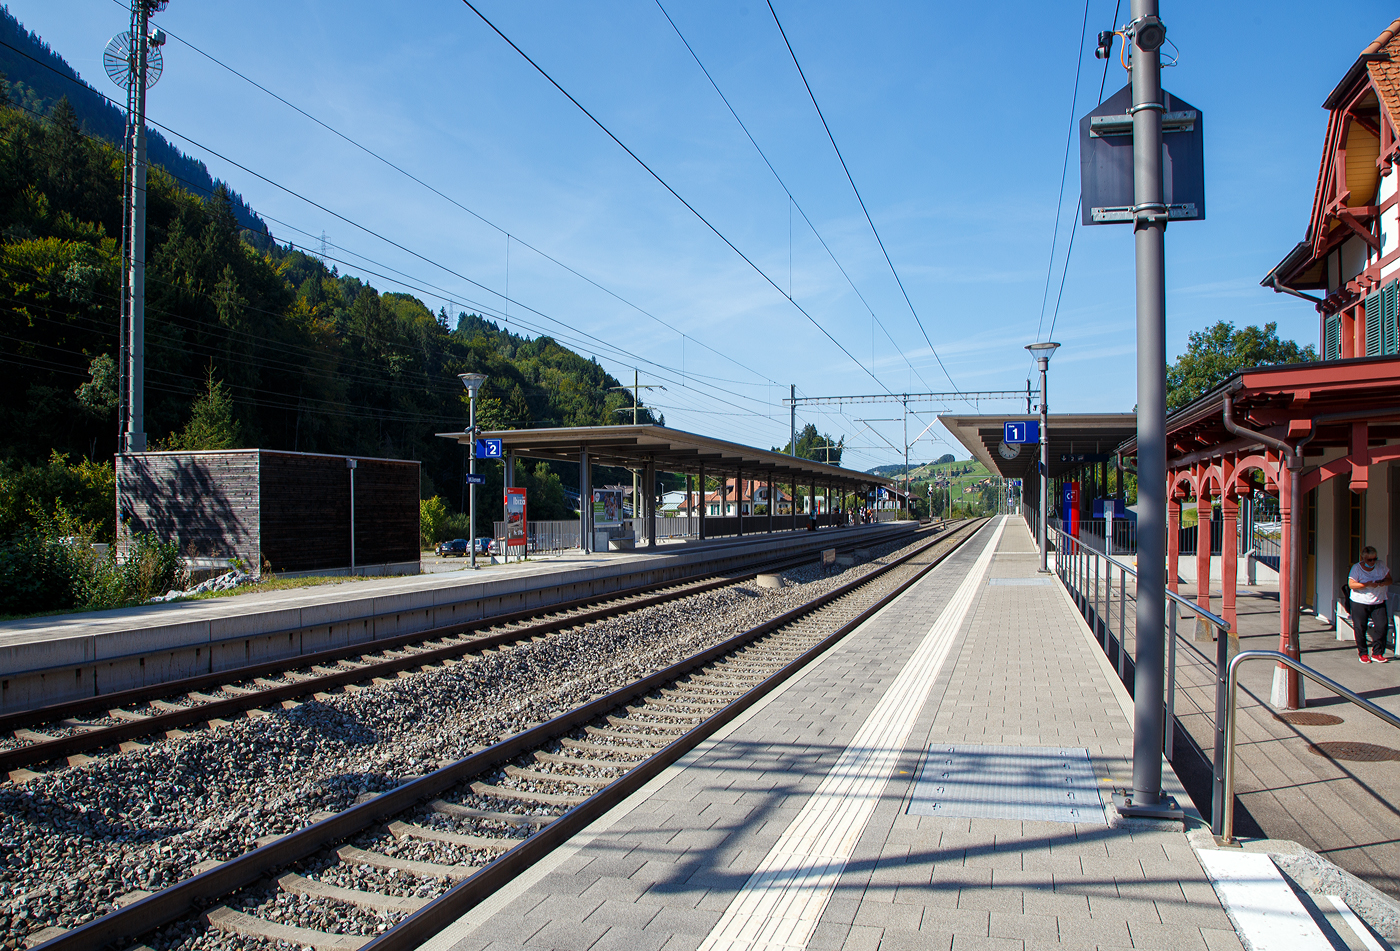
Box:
left=0, top=6, right=266, bottom=233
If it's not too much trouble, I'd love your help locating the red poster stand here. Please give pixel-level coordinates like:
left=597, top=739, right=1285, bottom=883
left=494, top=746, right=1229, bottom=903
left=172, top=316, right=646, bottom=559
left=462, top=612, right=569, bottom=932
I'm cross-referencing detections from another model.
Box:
left=504, top=487, right=527, bottom=559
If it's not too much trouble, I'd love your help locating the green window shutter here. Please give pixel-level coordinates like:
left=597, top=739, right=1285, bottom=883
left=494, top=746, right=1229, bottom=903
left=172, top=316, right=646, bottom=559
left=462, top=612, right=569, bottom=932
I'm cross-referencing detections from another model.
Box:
left=1367, top=291, right=1382, bottom=355
left=1386, top=281, right=1399, bottom=355
left=1325, top=315, right=1341, bottom=361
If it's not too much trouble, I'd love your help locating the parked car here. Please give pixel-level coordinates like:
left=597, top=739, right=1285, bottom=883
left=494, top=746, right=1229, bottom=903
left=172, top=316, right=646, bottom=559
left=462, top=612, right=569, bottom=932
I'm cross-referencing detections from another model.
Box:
left=436, top=538, right=470, bottom=557
left=474, top=537, right=494, bottom=555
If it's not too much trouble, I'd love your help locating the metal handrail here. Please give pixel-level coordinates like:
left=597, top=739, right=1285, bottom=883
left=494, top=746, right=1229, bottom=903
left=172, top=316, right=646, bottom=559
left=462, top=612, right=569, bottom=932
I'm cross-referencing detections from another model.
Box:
left=1221, top=649, right=1400, bottom=844
left=1045, top=522, right=1236, bottom=810
left=1047, top=524, right=1230, bottom=630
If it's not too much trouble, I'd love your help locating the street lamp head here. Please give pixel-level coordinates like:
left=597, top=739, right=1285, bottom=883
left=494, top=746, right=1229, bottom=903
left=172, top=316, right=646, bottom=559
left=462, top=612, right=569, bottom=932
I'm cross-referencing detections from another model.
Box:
left=1024, top=341, right=1061, bottom=355
left=458, top=372, right=487, bottom=395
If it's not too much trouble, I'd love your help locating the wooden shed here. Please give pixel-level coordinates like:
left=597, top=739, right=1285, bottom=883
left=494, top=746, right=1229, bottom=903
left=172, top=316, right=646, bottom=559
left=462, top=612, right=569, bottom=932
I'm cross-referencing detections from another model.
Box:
left=116, top=450, right=420, bottom=575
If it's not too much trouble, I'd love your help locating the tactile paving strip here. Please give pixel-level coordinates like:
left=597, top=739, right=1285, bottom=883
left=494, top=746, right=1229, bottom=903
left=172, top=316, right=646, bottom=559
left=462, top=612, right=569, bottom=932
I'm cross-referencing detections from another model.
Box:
left=908, top=744, right=1104, bottom=824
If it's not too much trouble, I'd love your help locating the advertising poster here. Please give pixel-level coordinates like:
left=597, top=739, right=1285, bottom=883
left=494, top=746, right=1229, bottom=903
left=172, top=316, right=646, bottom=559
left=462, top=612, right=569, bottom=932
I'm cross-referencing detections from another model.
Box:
left=593, top=488, right=623, bottom=526
left=504, top=487, right=527, bottom=552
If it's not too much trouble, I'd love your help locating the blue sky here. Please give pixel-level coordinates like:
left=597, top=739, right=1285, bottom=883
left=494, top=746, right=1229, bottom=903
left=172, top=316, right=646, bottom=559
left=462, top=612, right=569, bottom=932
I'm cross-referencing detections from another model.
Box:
left=8, top=1, right=1390, bottom=470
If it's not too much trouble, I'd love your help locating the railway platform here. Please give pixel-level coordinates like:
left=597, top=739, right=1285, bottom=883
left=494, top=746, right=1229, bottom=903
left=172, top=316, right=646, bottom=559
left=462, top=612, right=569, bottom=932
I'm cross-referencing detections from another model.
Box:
left=419, top=517, right=1284, bottom=951
left=0, top=520, right=914, bottom=714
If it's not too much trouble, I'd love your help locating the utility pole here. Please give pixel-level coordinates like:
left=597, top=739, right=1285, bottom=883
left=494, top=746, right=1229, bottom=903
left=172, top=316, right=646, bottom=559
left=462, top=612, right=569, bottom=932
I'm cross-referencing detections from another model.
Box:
left=789, top=383, right=796, bottom=456
left=1123, top=0, right=1177, bottom=820
left=611, top=370, right=663, bottom=530
left=120, top=1, right=164, bottom=455
left=903, top=400, right=910, bottom=518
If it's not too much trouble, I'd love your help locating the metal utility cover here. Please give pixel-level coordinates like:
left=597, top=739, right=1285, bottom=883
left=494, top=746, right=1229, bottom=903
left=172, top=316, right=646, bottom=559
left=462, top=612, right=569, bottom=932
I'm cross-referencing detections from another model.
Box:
left=908, top=745, right=1104, bottom=824
left=986, top=578, right=1053, bottom=586
left=1080, top=84, right=1204, bottom=225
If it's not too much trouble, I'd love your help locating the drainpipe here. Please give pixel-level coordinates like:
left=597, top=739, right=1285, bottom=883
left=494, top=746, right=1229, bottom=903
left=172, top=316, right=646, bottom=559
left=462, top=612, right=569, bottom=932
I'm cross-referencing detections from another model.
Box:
left=1268, top=276, right=1325, bottom=306
left=1223, top=394, right=1303, bottom=709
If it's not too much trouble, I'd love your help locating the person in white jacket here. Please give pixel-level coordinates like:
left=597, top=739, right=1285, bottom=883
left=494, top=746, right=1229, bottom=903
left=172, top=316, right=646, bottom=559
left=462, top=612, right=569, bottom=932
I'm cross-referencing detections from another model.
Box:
left=1349, top=546, right=1393, bottom=663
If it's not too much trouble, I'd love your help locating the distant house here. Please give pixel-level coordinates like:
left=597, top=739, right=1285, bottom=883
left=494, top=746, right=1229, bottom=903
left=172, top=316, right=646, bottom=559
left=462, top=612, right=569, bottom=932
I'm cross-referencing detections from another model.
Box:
left=677, top=478, right=791, bottom=517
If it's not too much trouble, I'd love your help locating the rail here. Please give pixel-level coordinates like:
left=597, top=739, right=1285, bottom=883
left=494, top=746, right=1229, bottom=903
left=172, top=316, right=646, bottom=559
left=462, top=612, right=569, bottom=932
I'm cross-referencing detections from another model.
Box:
left=1046, top=523, right=1238, bottom=828
left=1220, top=650, right=1400, bottom=845
left=29, top=521, right=988, bottom=951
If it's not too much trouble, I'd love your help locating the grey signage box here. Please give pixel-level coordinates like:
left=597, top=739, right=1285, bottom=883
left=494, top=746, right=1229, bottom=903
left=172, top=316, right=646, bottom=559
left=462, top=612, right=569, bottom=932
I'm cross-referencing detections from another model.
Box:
left=1080, top=84, right=1204, bottom=225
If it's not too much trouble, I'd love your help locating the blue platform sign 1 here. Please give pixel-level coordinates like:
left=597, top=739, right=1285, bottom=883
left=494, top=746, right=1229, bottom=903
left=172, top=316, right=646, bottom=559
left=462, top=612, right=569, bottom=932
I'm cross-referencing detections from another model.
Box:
left=465, top=473, right=486, bottom=485
left=475, top=438, right=503, bottom=459
left=1003, top=421, right=1039, bottom=444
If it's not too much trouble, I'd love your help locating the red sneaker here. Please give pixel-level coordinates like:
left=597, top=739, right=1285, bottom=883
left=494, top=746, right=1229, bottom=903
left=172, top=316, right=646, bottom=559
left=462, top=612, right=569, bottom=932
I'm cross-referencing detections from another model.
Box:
left=1374, top=654, right=1389, bottom=664
left=1360, top=654, right=1372, bottom=663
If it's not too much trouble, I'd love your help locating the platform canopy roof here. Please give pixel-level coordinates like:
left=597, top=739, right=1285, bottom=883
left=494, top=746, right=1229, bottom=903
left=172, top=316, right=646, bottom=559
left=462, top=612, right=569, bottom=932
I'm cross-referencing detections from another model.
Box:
left=435, top=424, right=895, bottom=490
left=938, top=414, right=1140, bottom=481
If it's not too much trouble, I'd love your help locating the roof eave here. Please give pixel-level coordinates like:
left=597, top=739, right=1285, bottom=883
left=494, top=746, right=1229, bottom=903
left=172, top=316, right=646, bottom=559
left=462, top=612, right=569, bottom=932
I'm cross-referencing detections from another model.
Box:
left=1324, top=53, right=1390, bottom=110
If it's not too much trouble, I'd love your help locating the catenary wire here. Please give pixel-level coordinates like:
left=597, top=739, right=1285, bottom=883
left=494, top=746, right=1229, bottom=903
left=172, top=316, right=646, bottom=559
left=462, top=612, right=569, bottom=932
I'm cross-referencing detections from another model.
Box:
left=453, top=0, right=892, bottom=394
left=763, top=0, right=961, bottom=396
left=116, top=2, right=778, bottom=389
left=652, top=0, right=939, bottom=396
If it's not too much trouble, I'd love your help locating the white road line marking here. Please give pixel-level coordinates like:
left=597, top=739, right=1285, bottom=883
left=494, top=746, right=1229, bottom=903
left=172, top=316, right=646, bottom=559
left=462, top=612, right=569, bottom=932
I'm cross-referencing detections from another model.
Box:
left=697, top=517, right=1006, bottom=951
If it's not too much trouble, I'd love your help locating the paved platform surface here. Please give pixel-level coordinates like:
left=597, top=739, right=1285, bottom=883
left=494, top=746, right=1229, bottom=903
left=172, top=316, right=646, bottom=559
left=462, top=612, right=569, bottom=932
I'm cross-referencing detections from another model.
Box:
left=1078, top=553, right=1400, bottom=899
left=428, top=517, right=1242, bottom=951
left=1172, top=582, right=1400, bottom=898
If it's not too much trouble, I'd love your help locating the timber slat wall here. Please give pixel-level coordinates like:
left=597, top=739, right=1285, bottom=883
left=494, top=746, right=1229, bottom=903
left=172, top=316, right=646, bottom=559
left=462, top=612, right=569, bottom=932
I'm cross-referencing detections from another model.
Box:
left=118, top=452, right=260, bottom=564
left=260, top=452, right=418, bottom=571
left=119, top=450, right=419, bottom=573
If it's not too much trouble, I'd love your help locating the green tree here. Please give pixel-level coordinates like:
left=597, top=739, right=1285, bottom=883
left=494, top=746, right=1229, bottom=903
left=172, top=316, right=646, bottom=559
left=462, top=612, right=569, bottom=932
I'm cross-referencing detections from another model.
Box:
left=776, top=423, right=843, bottom=463
left=420, top=495, right=448, bottom=549
left=167, top=365, right=244, bottom=450
left=1166, top=321, right=1316, bottom=412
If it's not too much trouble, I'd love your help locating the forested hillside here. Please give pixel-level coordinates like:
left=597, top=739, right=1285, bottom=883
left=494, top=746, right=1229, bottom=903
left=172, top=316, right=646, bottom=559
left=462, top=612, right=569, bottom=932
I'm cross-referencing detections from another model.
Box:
left=0, top=6, right=265, bottom=232
left=0, top=90, right=659, bottom=527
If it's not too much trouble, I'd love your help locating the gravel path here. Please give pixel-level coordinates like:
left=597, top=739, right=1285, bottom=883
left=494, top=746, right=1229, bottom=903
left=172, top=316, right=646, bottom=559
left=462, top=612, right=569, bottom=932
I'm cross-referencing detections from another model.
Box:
left=0, top=530, right=943, bottom=950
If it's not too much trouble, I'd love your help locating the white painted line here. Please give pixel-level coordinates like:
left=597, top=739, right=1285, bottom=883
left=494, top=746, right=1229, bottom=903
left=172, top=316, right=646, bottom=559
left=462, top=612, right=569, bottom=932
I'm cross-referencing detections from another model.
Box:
left=697, top=518, right=1007, bottom=951
left=1326, top=894, right=1387, bottom=951
left=1195, top=849, right=1331, bottom=951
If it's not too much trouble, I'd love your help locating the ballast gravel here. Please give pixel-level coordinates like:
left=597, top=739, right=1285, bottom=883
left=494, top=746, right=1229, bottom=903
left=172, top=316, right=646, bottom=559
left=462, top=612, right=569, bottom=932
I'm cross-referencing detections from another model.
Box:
left=0, top=530, right=945, bottom=951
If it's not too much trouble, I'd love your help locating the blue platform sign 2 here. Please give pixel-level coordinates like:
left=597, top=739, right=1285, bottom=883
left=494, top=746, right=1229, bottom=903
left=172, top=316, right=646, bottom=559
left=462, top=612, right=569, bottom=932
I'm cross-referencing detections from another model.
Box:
left=475, top=438, right=503, bottom=459
left=1003, top=421, right=1039, bottom=444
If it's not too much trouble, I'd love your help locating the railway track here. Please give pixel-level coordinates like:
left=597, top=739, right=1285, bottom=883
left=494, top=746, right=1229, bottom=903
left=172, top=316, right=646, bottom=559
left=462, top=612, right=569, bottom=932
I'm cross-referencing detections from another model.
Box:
left=1, top=527, right=924, bottom=781
left=23, top=518, right=986, bottom=951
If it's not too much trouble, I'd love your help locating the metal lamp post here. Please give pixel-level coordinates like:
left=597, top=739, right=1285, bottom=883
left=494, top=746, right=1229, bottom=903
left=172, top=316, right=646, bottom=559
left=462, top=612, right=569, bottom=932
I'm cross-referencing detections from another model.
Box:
left=1025, top=342, right=1060, bottom=572
left=459, top=373, right=487, bottom=570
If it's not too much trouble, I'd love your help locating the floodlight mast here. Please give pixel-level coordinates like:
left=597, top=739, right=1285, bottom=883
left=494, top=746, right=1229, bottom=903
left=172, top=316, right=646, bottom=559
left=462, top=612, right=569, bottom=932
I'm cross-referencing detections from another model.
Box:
left=460, top=373, right=487, bottom=569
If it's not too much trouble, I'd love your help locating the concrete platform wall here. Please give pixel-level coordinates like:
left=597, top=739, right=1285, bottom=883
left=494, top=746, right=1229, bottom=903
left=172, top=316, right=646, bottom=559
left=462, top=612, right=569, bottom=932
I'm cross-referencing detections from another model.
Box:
left=0, top=522, right=916, bottom=713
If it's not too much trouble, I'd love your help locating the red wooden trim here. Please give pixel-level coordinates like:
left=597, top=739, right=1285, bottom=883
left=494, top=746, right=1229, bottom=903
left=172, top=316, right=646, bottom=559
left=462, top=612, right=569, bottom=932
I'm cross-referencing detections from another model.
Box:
left=1367, top=444, right=1400, bottom=465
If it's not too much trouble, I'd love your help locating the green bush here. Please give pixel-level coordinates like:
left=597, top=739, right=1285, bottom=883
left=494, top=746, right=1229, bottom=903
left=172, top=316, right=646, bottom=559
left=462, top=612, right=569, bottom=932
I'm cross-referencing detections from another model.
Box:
left=437, top=512, right=472, bottom=542
left=0, top=451, right=114, bottom=541
left=0, top=531, right=183, bottom=616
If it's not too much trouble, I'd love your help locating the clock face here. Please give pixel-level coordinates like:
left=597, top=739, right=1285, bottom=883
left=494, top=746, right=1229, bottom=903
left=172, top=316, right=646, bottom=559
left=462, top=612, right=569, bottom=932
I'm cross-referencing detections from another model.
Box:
left=998, top=441, right=1022, bottom=460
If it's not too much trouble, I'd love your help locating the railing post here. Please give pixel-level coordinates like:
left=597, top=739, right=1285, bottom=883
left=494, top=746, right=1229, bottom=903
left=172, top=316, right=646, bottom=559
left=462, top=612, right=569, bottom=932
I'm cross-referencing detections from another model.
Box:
left=1165, top=600, right=1177, bottom=760
left=1093, top=551, right=1101, bottom=636
left=1212, top=615, right=1230, bottom=836
left=1118, top=567, right=1126, bottom=659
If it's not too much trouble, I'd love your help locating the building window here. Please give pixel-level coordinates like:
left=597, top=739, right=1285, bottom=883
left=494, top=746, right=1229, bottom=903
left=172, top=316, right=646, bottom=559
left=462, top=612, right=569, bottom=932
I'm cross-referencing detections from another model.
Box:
left=1324, top=315, right=1341, bottom=361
